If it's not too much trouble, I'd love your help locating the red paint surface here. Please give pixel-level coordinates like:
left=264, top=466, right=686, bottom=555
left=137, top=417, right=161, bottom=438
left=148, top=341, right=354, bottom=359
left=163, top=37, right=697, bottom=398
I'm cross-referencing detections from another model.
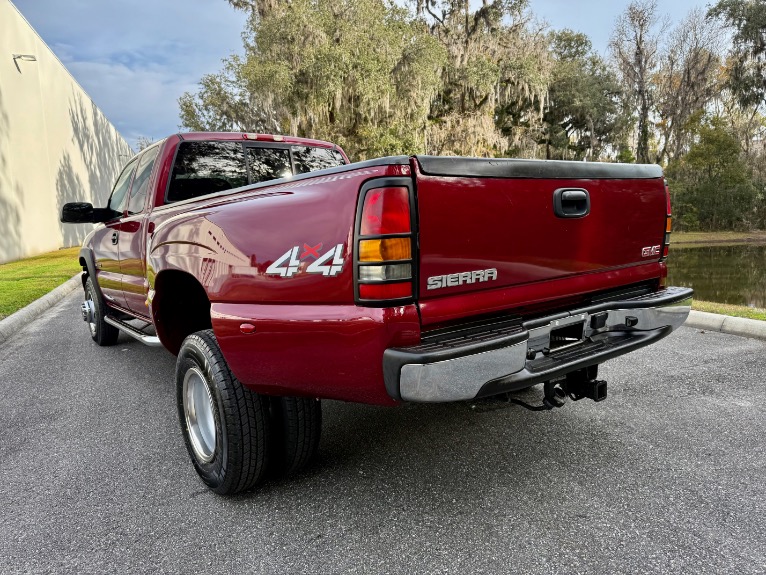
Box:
left=211, top=303, right=420, bottom=405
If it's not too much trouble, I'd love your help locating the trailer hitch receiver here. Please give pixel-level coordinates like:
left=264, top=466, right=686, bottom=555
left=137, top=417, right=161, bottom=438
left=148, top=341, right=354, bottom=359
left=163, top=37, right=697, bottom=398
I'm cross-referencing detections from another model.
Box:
left=508, top=368, right=608, bottom=411
left=566, top=372, right=607, bottom=402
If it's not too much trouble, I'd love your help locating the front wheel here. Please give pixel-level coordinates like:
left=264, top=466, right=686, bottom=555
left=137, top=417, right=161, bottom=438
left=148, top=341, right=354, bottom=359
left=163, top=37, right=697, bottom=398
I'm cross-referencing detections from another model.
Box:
left=83, top=277, right=119, bottom=346
left=176, top=329, right=270, bottom=495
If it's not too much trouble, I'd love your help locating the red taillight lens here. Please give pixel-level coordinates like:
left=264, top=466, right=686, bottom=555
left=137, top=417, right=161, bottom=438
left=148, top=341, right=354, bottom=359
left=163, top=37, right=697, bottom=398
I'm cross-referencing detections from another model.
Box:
left=661, top=179, right=672, bottom=261
left=665, top=179, right=672, bottom=215
left=359, top=283, right=412, bottom=300
left=360, top=187, right=411, bottom=236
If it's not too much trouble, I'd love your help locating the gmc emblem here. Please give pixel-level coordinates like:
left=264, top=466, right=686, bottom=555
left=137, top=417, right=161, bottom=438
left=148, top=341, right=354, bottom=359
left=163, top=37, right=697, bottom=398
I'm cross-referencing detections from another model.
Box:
left=641, top=245, right=661, bottom=257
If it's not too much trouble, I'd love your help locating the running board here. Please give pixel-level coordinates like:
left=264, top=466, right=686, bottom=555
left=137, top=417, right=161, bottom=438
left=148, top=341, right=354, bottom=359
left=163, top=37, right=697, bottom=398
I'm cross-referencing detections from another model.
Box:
left=104, top=316, right=162, bottom=347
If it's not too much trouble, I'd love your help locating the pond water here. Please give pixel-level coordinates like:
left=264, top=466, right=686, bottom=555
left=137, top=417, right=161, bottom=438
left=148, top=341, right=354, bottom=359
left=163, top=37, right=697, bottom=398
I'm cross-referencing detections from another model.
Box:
left=667, top=244, right=766, bottom=308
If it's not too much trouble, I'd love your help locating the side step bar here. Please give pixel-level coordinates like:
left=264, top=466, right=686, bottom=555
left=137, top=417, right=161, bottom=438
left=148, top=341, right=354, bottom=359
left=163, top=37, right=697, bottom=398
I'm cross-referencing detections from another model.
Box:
left=104, top=316, right=162, bottom=347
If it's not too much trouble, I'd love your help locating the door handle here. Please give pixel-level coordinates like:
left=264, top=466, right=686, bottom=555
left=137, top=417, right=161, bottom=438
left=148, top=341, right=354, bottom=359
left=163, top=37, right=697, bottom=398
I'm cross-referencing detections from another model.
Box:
left=553, top=188, right=590, bottom=218
left=111, top=231, right=119, bottom=245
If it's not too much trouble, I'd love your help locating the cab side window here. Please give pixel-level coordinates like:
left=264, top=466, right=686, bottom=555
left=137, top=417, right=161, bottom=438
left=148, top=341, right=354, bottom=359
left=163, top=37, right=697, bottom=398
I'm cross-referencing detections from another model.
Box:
left=164, top=141, right=348, bottom=204
left=127, top=146, right=160, bottom=215
left=292, top=146, right=346, bottom=174
left=167, top=141, right=247, bottom=203
left=107, top=157, right=139, bottom=219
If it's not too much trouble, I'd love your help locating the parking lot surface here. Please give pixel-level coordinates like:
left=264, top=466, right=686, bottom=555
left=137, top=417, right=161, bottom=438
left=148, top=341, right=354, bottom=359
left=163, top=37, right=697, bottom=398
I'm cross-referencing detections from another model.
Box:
left=1, top=292, right=764, bottom=574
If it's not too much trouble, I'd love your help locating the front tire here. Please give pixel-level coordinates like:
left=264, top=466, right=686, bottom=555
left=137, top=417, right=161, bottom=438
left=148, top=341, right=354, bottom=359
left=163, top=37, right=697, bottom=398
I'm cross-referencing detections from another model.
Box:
left=84, top=277, right=119, bottom=346
left=176, top=329, right=270, bottom=495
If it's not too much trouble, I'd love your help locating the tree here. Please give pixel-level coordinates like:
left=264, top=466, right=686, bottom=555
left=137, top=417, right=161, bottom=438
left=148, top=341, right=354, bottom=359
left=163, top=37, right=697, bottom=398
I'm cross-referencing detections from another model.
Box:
left=411, top=0, right=553, bottom=156
left=224, top=0, right=277, bottom=19
left=542, top=30, right=624, bottom=160
left=708, top=0, right=766, bottom=110
left=609, top=0, right=666, bottom=163
left=185, top=0, right=554, bottom=158
left=134, top=136, right=155, bottom=153
left=666, top=117, right=757, bottom=230
left=178, top=58, right=280, bottom=133
left=654, top=9, right=722, bottom=164
left=181, top=0, right=446, bottom=159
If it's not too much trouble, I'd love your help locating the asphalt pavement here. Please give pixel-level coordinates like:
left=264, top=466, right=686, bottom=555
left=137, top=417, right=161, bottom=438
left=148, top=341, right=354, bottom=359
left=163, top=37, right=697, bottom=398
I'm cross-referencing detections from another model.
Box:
left=1, top=291, right=764, bottom=574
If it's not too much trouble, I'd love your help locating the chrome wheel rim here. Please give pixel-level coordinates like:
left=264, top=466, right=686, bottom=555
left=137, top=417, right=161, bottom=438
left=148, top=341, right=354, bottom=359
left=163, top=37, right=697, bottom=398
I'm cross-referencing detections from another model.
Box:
left=84, top=287, right=96, bottom=337
left=183, top=367, right=217, bottom=463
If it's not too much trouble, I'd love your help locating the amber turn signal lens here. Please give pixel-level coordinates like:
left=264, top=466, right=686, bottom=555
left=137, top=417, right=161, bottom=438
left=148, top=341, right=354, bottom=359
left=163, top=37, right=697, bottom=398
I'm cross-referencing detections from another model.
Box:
left=359, top=238, right=411, bottom=262
left=666, top=217, right=672, bottom=233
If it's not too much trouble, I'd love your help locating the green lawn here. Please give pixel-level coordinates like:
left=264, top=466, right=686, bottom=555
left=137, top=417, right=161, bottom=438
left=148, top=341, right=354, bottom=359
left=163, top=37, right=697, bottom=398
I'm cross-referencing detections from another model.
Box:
left=0, top=248, right=82, bottom=320
left=692, top=300, right=766, bottom=322
left=672, top=231, right=766, bottom=245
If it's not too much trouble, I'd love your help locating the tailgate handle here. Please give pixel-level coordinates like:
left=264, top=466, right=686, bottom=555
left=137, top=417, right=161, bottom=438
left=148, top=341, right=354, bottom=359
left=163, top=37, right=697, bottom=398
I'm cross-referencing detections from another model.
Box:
left=553, top=188, right=590, bottom=218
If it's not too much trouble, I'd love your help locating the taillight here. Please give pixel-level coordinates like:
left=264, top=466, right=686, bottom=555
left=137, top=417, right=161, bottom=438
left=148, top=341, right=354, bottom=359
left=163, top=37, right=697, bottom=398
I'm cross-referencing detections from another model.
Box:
left=661, top=179, right=672, bottom=260
left=360, top=187, right=411, bottom=235
left=354, top=181, right=416, bottom=306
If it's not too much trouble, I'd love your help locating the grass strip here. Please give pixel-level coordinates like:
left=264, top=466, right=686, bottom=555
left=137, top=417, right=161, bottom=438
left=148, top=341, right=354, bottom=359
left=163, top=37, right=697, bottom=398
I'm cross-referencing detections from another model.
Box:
left=0, top=248, right=81, bottom=320
left=692, top=300, right=766, bottom=322
left=672, top=231, right=766, bottom=245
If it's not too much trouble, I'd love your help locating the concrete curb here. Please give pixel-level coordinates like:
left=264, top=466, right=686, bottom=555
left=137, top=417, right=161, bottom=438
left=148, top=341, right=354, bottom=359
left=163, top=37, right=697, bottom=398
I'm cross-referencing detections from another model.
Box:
left=0, top=274, right=82, bottom=345
left=685, top=310, right=766, bottom=342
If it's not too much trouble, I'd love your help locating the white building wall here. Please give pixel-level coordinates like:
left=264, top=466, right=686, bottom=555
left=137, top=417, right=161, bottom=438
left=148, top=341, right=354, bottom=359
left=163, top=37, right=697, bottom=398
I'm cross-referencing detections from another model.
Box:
left=0, top=0, right=133, bottom=264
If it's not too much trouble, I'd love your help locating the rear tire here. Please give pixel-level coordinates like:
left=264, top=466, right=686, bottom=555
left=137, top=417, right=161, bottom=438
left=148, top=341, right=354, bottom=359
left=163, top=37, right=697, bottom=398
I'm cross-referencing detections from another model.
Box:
left=176, top=329, right=270, bottom=495
left=270, top=396, right=322, bottom=477
left=84, top=277, right=119, bottom=346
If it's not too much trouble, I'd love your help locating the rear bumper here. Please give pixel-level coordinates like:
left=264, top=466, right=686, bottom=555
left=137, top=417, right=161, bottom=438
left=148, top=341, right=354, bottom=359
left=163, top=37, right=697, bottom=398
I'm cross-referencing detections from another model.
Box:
left=383, top=286, right=693, bottom=402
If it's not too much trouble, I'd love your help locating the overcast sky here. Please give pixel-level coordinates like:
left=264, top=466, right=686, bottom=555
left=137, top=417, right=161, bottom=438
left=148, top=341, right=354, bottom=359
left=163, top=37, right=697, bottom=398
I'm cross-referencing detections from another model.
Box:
left=14, top=0, right=713, bottom=151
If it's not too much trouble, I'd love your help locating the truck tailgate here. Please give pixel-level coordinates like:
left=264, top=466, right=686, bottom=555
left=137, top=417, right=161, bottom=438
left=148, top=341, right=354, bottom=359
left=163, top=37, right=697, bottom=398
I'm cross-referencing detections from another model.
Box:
left=413, top=156, right=668, bottom=326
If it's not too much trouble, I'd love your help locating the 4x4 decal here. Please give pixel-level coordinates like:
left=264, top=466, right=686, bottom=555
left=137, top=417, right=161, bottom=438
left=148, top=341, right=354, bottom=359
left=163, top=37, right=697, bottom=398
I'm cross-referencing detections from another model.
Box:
left=266, top=243, right=345, bottom=277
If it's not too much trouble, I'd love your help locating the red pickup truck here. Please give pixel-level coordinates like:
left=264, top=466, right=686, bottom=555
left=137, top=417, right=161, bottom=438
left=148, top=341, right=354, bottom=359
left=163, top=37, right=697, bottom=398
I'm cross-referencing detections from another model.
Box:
left=61, top=132, right=692, bottom=494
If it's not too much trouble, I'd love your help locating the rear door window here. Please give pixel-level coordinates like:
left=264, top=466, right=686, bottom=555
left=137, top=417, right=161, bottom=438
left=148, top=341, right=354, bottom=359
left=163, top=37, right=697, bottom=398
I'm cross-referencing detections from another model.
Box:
left=292, top=146, right=346, bottom=174
left=127, top=146, right=160, bottom=215
left=167, top=141, right=247, bottom=202
left=247, top=147, right=292, bottom=183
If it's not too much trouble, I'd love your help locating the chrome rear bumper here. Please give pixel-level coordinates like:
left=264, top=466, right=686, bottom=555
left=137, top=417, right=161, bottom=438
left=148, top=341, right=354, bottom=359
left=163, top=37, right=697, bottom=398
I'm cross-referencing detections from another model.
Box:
left=383, top=286, right=693, bottom=402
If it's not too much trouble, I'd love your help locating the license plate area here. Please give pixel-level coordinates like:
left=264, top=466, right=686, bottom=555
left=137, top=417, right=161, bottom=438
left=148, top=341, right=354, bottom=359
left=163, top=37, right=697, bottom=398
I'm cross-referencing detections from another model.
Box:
left=549, top=320, right=585, bottom=352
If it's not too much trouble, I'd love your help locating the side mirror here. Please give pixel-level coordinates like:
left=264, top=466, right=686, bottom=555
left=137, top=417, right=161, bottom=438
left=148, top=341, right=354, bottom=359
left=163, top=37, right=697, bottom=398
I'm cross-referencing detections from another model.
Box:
left=60, top=202, right=111, bottom=224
